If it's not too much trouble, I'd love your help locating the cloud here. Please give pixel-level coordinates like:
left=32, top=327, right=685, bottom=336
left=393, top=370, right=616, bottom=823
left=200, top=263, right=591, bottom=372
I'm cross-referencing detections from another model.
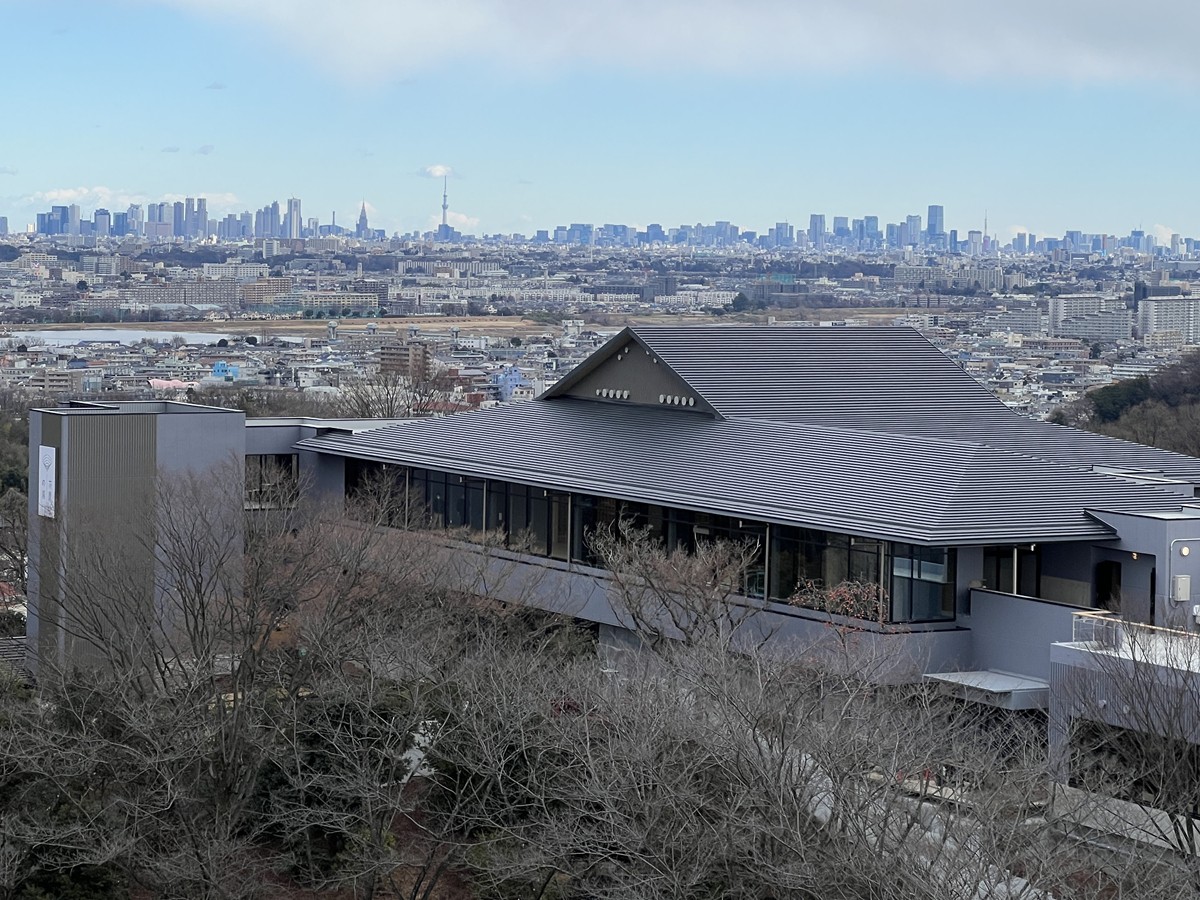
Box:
left=194, top=144, right=215, bottom=155
left=25, top=186, right=148, bottom=210
left=0, top=167, right=16, bottom=176
left=1153, top=224, right=1178, bottom=245
left=160, top=191, right=242, bottom=210
left=160, top=146, right=180, bottom=153
left=20, top=187, right=244, bottom=216
left=144, top=0, right=1200, bottom=86
left=421, top=164, right=453, bottom=179
left=204, top=81, right=226, bottom=90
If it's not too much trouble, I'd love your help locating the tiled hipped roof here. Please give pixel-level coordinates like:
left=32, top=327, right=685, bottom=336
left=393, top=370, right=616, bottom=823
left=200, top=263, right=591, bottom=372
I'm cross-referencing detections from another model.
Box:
left=300, top=325, right=1200, bottom=545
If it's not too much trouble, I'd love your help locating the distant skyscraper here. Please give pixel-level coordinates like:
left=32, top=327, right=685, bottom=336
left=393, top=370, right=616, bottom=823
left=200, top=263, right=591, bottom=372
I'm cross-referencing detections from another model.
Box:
left=93, top=208, right=111, bottom=237
left=0, top=217, right=7, bottom=236
left=286, top=197, right=302, bottom=239
left=906, top=214, right=922, bottom=247
left=356, top=202, right=369, bottom=239
left=926, top=207, right=944, bottom=248
left=927, top=205, right=944, bottom=239
left=68, top=204, right=81, bottom=236
left=185, top=198, right=196, bottom=238
left=809, top=214, right=826, bottom=250
left=127, top=204, right=143, bottom=237
left=172, top=202, right=185, bottom=237
left=196, top=197, right=208, bottom=238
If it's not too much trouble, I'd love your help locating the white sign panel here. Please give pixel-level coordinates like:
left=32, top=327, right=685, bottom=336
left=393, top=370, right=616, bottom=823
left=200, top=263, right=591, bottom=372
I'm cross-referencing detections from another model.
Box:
left=37, top=446, right=56, bottom=519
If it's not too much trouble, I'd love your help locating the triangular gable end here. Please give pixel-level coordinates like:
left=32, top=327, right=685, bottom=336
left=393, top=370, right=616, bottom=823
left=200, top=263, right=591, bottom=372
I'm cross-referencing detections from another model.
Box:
left=539, top=328, right=722, bottom=418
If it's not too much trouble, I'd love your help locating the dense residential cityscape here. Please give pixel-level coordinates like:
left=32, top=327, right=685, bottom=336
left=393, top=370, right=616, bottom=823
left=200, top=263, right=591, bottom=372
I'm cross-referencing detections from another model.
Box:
left=0, top=196, right=1198, bottom=421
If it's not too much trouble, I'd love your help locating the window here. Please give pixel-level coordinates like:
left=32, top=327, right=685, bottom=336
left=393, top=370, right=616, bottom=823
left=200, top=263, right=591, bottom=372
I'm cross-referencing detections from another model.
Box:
left=246, top=454, right=298, bottom=508
left=891, top=544, right=955, bottom=622
left=769, top=527, right=888, bottom=620
left=982, top=545, right=1039, bottom=598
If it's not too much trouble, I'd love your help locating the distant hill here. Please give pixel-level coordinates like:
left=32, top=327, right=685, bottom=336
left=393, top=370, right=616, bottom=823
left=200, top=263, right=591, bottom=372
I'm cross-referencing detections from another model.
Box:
left=1052, top=352, right=1200, bottom=456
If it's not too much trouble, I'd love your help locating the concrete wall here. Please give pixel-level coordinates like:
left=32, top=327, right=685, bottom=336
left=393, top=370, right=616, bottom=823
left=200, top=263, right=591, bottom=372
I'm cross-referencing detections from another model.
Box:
left=157, top=407, right=244, bottom=475
left=1040, top=542, right=1095, bottom=606
left=26, top=404, right=245, bottom=677
left=1090, top=509, right=1200, bottom=632
left=969, top=589, right=1079, bottom=681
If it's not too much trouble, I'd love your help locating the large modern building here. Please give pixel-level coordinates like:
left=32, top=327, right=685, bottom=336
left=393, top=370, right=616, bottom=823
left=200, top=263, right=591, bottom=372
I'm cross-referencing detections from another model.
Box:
left=26, top=326, right=1200, bottom=763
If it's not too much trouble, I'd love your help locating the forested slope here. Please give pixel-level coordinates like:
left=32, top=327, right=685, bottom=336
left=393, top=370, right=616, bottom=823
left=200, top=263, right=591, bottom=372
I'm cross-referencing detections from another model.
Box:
left=1052, top=352, right=1200, bottom=456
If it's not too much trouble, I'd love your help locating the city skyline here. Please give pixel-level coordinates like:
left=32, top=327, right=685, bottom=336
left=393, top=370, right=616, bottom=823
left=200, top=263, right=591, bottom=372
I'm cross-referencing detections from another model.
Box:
left=2, top=1, right=1199, bottom=238
left=9, top=193, right=1191, bottom=255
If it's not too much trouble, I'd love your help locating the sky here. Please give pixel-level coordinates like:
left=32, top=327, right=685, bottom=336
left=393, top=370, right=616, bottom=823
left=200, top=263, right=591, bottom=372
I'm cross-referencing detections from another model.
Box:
left=1, top=0, right=1198, bottom=241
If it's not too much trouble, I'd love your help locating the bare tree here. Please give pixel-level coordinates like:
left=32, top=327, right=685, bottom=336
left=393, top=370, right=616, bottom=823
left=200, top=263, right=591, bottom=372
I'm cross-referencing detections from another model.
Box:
left=340, top=368, right=476, bottom=420
left=587, top=519, right=764, bottom=650
left=0, top=488, right=27, bottom=596
left=1052, top=615, right=1200, bottom=895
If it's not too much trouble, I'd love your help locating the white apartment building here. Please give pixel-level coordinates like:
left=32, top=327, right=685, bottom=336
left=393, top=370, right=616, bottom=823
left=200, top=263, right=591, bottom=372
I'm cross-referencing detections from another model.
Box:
left=1048, top=294, right=1132, bottom=340
left=201, top=262, right=271, bottom=280
left=1138, top=296, right=1200, bottom=345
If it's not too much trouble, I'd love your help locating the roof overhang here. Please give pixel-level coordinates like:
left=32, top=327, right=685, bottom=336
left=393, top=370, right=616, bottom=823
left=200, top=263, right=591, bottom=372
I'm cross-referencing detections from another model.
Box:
left=925, top=670, right=1049, bottom=710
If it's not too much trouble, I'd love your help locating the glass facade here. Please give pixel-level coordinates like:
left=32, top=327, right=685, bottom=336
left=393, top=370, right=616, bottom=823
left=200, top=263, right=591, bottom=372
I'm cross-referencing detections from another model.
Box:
left=346, top=462, right=956, bottom=624
left=245, top=453, right=299, bottom=508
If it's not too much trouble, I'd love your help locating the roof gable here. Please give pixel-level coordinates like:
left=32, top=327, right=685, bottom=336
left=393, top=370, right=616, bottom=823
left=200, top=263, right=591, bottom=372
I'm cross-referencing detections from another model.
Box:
left=540, top=327, right=721, bottom=418
left=631, top=325, right=1012, bottom=425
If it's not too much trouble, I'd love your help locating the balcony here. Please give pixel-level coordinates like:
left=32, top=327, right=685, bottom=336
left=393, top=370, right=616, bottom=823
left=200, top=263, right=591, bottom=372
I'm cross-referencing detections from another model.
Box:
left=1050, top=611, right=1200, bottom=763
left=1060, top=610, right=1200, bottom=673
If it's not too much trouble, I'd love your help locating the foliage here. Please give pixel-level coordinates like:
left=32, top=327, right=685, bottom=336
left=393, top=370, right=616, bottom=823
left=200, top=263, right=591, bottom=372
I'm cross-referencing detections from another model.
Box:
left=1088, top=376, right=1151, bottom=423
left=790, top=577, right=888, bottom=624
left=1054, top=349, right=1200, bottom=455
left=0, top=608, right=24, bottom=638
left=7, top=462, right=1200, bottom=897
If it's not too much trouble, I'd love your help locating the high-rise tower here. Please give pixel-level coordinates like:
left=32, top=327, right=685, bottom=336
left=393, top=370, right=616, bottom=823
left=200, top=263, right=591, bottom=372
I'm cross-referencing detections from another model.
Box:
left=286, top=197, right=302, bottom=239
left=441, top=176, right=448, bottom=228
left=356, top=202, right=369, bottom=239
left=927, top=205, right=944, bottom=243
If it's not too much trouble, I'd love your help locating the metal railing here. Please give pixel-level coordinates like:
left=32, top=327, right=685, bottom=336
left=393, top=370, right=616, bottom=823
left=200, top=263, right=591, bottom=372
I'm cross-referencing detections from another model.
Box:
left=1070, top=610, right=1200, bottom=672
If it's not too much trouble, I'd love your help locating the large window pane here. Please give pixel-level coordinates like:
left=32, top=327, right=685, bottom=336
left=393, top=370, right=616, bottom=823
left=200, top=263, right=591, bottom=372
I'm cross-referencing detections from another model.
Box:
left=508, top=483, right=529, bottom=537
left=486, top=481, right=506, bottom=532
left=891, top=543, right=955, bottom=622
left=549, top=492, right=570, bottom=561
left=466, top=479, right=485, bottom=531
left=529, top=490, right=550, bottom=556
left=446, top=477, right=466, bottom=527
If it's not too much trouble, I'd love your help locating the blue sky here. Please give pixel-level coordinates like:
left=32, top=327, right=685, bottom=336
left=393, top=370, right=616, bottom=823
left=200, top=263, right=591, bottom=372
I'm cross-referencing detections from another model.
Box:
left=2, top=0, right=1198, bottom=241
